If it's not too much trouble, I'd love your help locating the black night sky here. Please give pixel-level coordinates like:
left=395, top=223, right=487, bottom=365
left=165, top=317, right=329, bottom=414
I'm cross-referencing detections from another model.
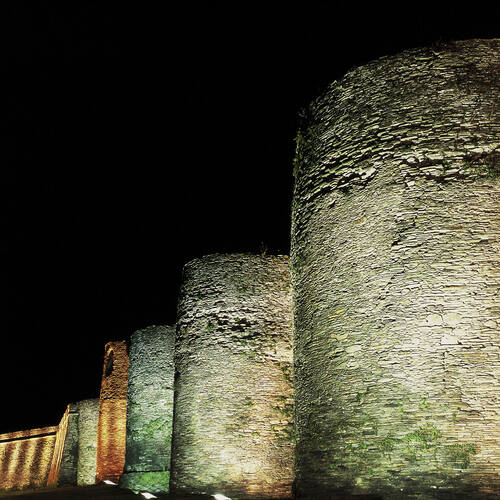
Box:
left=2, top=3, right=498, bottom=434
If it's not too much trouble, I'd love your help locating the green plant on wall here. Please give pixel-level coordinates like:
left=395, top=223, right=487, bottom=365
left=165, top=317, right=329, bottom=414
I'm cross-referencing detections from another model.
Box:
left=446, top=443, right=477, bottom=468
left=142, top=417, right=170, bottom=440
left=462, top=150, right=499, bottom=178
left=321, top=388, right=480, bottom=479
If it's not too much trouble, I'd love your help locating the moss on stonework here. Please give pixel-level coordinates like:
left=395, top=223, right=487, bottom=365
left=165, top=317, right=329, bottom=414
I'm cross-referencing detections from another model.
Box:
left=313, top=391, right=481, bottom=478
left=278, top=362, right=293, bottom=385
left=120, top=470, right=170, bottom=494
left=445, top=443, right=477, bottom=468
left=462, top=151, right=500, bottom=178
left=142, top=418, right=170, bottom=440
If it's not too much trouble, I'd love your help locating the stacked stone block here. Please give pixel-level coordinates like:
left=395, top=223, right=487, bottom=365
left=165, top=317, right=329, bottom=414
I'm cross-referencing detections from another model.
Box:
left=119, top=325, right=175, bottom=493
left=291, top=39, right=500, bottom=498
left=59, top=399, right=99, bottom=486
left=0, top=426, right=58, bottom=491
left=58, top=404, right=80, bottom=485
left=171, top=254, right=294, bottom=498
left=76, top=399, right=99, bottom=485
left=96, top=340, right=129, bottom=483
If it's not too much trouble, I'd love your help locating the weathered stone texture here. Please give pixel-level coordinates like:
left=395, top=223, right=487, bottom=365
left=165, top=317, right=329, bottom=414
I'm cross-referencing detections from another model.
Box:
left=171, top=254, right=293, bottom=498
left=292, top=39, right=500, bottom=498
left=77, top=398, right=99, bottom=485
left=58, top=404, right=80, bottom=485
left=96, top=340, right=129, bottom=483
left=47, top=405, right=71, bottom=487
left=0, top=427, right=57, bottom=491
left=119, top=325, right=175, bottom=493
left=58, top=399, right=99, bottom=486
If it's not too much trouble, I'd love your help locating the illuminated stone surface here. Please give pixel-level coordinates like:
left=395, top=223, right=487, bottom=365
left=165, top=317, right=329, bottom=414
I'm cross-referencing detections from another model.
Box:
left=59, top=400, right=99, bottom=485
left=58, top=404, right=80, bottom=485
left=96, top=340, right=129, bottom=483
left=0, top=426, right=58, bottom=491
left=292, top=39, right=500, bottom=498
left=119, top=325, right=175, bottom=493
left=171, top=254, right=293, bottom=498
left=77, top=398, right=99, bottom=485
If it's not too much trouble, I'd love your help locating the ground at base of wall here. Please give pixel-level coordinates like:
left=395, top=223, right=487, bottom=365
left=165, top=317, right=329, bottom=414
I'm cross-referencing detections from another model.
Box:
left=0, top=483, right=300, bottom=500
left=0, top=484, right=185, bottom=499
left=0, top=484, right=298, bottom=500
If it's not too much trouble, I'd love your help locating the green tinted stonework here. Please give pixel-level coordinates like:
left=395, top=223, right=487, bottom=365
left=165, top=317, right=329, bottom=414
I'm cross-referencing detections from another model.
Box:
left=76, top=398, right=99, bottom=486
left=291, top=39, right=500, bottom=499
left=58, top=399, right=99, bottom=486
left=171, top=254, right=293, bottom=498
left=58, top=404, right=80, bottom=485
left=119, top=325, right=175, bottom=493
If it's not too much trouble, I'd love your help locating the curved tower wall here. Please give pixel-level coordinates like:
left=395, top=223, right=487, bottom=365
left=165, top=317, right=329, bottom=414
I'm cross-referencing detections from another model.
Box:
left=96, top=340, right=129, bottom=483
left=76, top=398, right=99, bottom=486
left=171, top=254, right=293, bottom=498
left=291, top=39, right=500, bottom=498
left=119, top=325, right=175, bottom=493
left=58, top=398, right=99, bottom=486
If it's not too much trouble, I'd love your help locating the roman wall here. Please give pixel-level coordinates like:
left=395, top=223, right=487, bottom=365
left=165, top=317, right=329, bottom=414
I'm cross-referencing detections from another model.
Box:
left=76, top=398, right=100, bottom=485
left=0, top=405, right=70, bottom=492
left=0, top=426, right=58, bottom=491
left=58, top=403, right=80, bottom=485
left=171, top=254, right=294, bottom=498
left=119, top=325, right=175, bottom=493
left=59, top=398, right=100, bottom=486
left=1, top=37, right=498, bottom=500
left=96, top=340, right=129, bottom=483
left=291, top=39, right=500, bottom=498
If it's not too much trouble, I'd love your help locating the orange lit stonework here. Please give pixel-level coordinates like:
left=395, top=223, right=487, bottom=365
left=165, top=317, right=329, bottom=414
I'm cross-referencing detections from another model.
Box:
left=95, top=340, right=129, bottom=483
left=0, top=422, right=65, bottom=491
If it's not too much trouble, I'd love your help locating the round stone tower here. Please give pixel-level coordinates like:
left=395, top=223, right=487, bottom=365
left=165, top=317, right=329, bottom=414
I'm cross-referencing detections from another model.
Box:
left=119, top=325, right=175, bottom=493
left=171, top=254, right=293, bottom=499
left=291, top=39, right=499, bottom=499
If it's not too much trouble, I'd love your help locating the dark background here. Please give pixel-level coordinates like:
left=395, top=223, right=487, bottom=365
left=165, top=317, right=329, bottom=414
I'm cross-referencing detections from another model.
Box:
left=2, top=2, right=498, bottom=433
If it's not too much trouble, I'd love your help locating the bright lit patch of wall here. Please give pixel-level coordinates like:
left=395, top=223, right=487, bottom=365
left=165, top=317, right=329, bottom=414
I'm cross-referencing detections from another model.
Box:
left=0, top=427, right=58, bottom=491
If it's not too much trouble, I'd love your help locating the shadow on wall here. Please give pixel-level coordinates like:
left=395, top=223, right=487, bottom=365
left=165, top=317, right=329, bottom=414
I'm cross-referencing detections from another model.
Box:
left=0, top=408, right=68, bottom=492
left=0, top=340, right=129, bottom=493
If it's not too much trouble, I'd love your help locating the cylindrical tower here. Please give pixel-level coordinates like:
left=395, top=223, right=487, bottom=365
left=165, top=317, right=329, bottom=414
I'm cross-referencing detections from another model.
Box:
left=119, top=325, right=175, bottom=493
left=76, top=398, right=99, bottom=486
left=96, top=340, right=129, bottom=483
left=171, top=254, right=293, bottom=498
left=58, top=398, right=99, bottom=486
left=291, top=39, right=500, bottom=499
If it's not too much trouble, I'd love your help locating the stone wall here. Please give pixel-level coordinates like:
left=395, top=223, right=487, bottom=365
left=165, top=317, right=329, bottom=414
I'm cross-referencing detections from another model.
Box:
left=96, top=340, right=129, bottom=483
left=171, top=254, right=294, bottom=498
left=0, top=426, right=58, bottom=491
left=58, top=404, right=80, bottom=485
left=291, top=39, right=500, bottom=498
left=119, top=325, right=175, bottom=493
left=76, top=398, right=99, bottom=485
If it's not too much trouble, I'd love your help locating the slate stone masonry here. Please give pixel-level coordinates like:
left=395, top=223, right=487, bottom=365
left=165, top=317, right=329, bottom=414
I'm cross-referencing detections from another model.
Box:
left=171, top=254, right=294, bottom=498
left=291, top=39, right=500, bottom=499
left=119, top=325, right=175, bottom=493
